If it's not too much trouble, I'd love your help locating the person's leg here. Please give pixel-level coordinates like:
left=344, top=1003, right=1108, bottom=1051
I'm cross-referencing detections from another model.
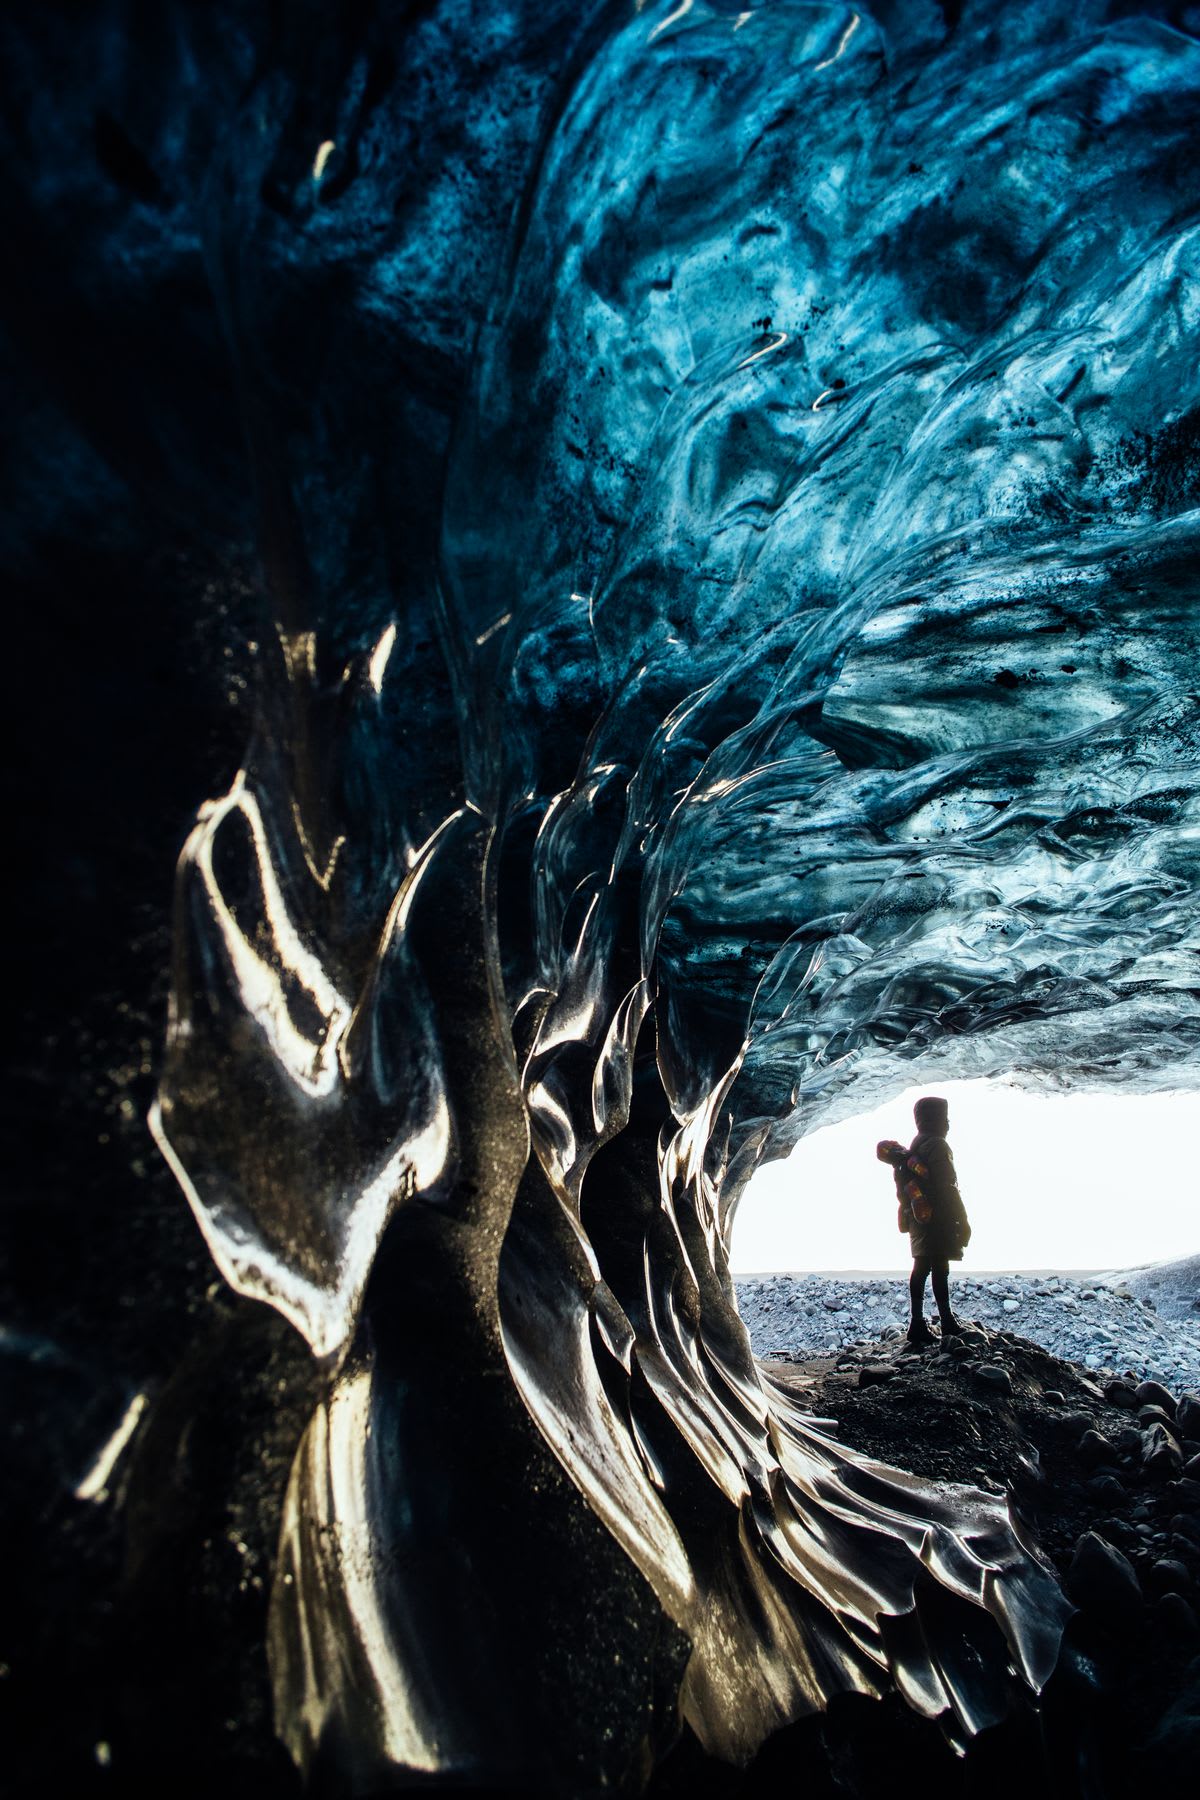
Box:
left=930, top=1260, right=959, bottom=1332
left=908, top=1258, right=933, bottom=1339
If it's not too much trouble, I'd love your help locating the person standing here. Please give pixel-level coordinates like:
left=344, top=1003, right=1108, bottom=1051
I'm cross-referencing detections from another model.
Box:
left=879, top=1095, right=972, bottom=1345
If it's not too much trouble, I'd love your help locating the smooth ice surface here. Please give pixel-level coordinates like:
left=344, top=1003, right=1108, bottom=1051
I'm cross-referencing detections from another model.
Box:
left=126, top=0, right=1200, bottom=1786
left=157, top=0, right=1200, bottom=1368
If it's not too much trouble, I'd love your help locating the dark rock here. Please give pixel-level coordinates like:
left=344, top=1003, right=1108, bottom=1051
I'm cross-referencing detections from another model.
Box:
left=1135, top=1380, right=1177, bottom=1417
left=1152, top=1593, right=1199, bottom=1638
left=1144, top=1423, right=1185, bottom=1481
left=857, top=1364, right=897, bottom=1388
left=1146, top=1558, right=1195, bottom=1599
left=1078, top=1429, right=1119, bottom=1467
left=1060, top=1409, right=1093, bottom=1438
left=1113, top=1425, right=1144, bottom=1456
left=1043, top=1388, right=1065, bottom=1405
left=1145, top=1654, right=1200, bottom=1770
left=1066, top=1531, right=1144, bottom=1631
left=1178, top=1394, right=1200, bottom=1439
left=1186, top=1453, right=1200, bottom=1481
left=1086, top=1475, right=1127, bottom=1504
left=1138, top=1404, right=1179, bottom=1435
left=1170, top=1514, right=1200, bottom=1549
left=1176, top=1479, right=1200, bottom=1513
left=970, top=1467, right=1003, bottom=1494
left=1104, top=1379, right=1139, bottom=1409
left=974, top=1364, right=1013, bottom=1396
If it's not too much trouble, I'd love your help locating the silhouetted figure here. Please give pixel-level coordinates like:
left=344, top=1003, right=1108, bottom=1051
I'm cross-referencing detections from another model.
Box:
left=878, top=1095, right=972, bottom=1346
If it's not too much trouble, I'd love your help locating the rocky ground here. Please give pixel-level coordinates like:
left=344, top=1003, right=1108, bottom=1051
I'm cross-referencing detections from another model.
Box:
left=736, top=1264, right=1200, bottom=1387
left=725, top=1262, right=1200, bottom=1794
left=756, top=1327, right=1200, bottom=1786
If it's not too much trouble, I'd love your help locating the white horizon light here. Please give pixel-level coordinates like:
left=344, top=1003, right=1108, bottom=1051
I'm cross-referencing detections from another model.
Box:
left=730, top=1079, right=1200, bottom=1276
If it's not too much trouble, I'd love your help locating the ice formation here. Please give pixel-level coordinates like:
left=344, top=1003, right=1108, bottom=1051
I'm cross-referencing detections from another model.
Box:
left=132, top=0, right=1200, bottom=1786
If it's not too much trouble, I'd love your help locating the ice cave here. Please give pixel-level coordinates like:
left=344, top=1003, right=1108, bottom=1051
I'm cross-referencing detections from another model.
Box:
left=8, top=1, right=1200, bottom=1794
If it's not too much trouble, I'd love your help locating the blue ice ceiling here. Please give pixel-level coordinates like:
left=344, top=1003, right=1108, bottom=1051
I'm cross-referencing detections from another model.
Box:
left=18, top=0, right=1200, bottom=1786
left=454, top=0, right=1200, bottom=1209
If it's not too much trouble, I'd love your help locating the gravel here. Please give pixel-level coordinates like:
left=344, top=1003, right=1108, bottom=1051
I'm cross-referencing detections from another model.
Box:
left=735, top=1263, right=1200, bottom=1387
left=741, top=1286, right=1200, bottom=1791
left=1102, top=1254, right=1200, bottom=1323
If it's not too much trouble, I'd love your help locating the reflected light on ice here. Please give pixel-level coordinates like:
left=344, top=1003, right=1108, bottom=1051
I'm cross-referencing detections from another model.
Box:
left=368, top=621, right=396, bottom=695
left=189, top=774, right=353, bottom=1100
left=75, top=1393, right=147, bottom=1503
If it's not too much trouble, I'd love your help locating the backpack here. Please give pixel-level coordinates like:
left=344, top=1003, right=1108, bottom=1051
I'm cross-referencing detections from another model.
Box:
left=876, top=1139, right=933, bottom=1232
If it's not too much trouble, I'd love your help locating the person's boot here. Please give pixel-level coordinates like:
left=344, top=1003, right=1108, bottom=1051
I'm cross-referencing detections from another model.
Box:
left=906, top=1317, right=936, bottom=1346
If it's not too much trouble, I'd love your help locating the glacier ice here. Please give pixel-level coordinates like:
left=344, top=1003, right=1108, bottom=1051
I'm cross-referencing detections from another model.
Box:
left=132, top=0, right=1200, bottom=1787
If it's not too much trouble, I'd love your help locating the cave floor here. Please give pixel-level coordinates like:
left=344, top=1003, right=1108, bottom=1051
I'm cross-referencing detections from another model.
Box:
left=761, top=1321, right=1200, bottom=1580
left=13, top=1306, right=1200, bottom=1799
left=751, top=1323, right=1200, bottom=1796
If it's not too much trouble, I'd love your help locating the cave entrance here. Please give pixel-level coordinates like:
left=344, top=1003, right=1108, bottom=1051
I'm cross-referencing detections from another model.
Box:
left=730, top=1079, right=1200, bottom=1277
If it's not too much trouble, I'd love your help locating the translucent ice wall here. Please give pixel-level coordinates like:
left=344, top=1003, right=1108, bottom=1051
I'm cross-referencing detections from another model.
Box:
left=444, top=0, right=1200, bottom=1221
left=133, top=0, right=1200, bottom=1787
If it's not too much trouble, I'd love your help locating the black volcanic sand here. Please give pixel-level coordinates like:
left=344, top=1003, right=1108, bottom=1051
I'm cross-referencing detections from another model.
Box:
left=3, top=1289, right=319, bottom=1800
left=11, top=1313, right=1200, bottom=1798
left=740, top=1323, right=1200, bottom=1798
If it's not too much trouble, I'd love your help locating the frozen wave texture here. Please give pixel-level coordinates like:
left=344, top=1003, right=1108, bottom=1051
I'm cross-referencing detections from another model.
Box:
left=152, top=1, right=1200, bottom=1787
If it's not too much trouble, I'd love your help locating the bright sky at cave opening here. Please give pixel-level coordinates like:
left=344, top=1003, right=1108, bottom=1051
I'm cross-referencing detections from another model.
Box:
left=730, top=1080, right=1200, bottom=1275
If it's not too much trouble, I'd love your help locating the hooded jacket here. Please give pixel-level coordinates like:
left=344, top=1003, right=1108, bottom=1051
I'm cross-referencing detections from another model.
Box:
left=906, top=1131, right=972, bottom=1261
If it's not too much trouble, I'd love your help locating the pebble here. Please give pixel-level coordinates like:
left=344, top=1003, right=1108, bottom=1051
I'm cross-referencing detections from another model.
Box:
left=1086, top=1475, right=1126, bottom=1504
left=1104, top=1379, right=1138, bottom=1409
left=1067, top=1531, right=1144, bottom=1631
left=734, top=1271, right=1200, bottom=1385
left=975, top=1365, right=1013, bottom=1395
left=1078, top=1429, right=1118, bottom=1467
left=1143, top=1424, right=1184, bottom=1481
left=1152, top=1593, right=1199, bottom=1637
left=1060, top=1410, right=1093, bottom=1439
left=1146, top=1557, right=1194, bottom=1599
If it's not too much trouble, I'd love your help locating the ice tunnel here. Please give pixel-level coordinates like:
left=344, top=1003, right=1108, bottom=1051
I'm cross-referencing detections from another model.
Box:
left=33, top=0, right=1200, bottom=1788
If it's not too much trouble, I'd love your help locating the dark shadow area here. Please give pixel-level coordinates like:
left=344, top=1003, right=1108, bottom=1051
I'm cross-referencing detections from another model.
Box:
left=8, top=1, right=1200, bottom=1795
